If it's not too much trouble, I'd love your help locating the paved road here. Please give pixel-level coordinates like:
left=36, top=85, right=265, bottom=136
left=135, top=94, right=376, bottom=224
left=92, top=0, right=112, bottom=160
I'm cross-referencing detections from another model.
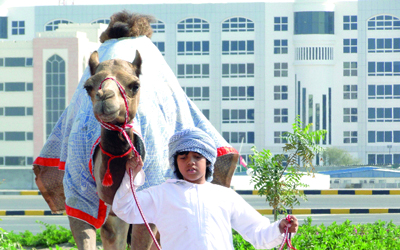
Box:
left=1, top=194, right=400, bottom=234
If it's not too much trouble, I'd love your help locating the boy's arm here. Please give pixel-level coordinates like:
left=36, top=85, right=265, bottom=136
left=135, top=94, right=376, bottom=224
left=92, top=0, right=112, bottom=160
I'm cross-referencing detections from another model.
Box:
left=112, top=156, right=156, bottom=225
left=230, top=192, right=284, bottom=249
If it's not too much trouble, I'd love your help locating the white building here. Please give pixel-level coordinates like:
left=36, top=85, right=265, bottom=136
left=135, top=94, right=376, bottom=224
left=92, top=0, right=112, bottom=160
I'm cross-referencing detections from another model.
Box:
left=0, top=0, right=399, bottom=172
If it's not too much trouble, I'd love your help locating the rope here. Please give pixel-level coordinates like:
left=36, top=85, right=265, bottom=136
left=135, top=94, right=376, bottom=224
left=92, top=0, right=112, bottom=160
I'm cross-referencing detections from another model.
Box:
left=97, top=77, right=161, bottom=249
left=278, top=215, right=297, bottom=250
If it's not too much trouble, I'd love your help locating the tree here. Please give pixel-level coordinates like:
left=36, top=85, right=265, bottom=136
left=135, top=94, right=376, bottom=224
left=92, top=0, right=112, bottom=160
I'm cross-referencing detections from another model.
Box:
left=249, top=118, right=326, bottom=221
left=321, top=147, right=361, bottom=166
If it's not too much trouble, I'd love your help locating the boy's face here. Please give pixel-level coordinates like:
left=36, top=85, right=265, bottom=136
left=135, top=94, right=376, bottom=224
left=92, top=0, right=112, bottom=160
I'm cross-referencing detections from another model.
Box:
left=176, top=151, right=207, bottom=184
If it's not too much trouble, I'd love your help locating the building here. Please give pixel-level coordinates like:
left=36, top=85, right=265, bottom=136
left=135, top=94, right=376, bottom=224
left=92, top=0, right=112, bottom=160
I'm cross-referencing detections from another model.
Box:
left=0, top=0, right=399, bottom=173
left=320, top=167, right=400, bottom=188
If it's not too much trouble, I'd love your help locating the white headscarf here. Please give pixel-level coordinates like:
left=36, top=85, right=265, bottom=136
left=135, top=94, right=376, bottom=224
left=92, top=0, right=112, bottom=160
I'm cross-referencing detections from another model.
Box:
left=168, top=127, right=217, bottom=180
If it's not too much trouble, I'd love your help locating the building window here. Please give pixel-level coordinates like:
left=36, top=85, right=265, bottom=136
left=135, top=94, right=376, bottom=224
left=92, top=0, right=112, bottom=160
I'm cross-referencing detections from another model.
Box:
left=274, top=63, right=288, bottom=77
left=274, top=131, right=288, bottom=144
left=11, top=21, right=25, bottom=35
left=46, top=54, right=66, bottom=138
left=222, top=131, right=255, bottom=144
left=177, top=64, right=209, bottom=78
left=368, top=84, right=400, bottom=99
left=151, top=20, right=165, bottom=33
left=27, top=83, right=33, bottom=91
left=274, top=85, right=288, bottom=100
left=0, top=58, right=3, bottom=66
left=222, top=86, right=254, bottom=101
left=343, top=15, right=357, bottom=30
left=294, top=12, right=334, bottom=34
left=274, top=108, right=288, bottom=123
left=178, top=18, right=209, bottom=33
left=343, top=108, right=357, bottom=122
left=368, top=107, right=400, bottom=122
left=343, top=85, right=357, bottom=99
left=274, top=40, right=288, bottom=54
left=201, top=109, right=209, bottom=120
left=177, top=41, right=209, bottom=55
left=153, top=42, right=165, bottom=55
left=343, top=131, right=357, bottom=143
left=222, top=17, right=254, bottom=32
left=5, top=107, right=26, bottom=116
left=368, top=131, right=395, bottom=143
left=222, top=63, right=254, bottom=78
left=182, top=86, right=209, bottom=101
left=222, top=109, right=254, bottom=123
left=222, top=40, right=254, bottom=55
left=343, top=39, right=357, bottom=53
left=274, top=17, right=288, bottom=31
left=368, top=154, right=399, bottom=165
left=368, top=61, right=400, bottom=76
left=368, top=38, right=400, bottom=53
left=0, top=132, right=3, bottom=140
left=5, top=82, right=25, bottom=91
left=368, top=15, right=400, bottom=30
left=4, top=57, right=32, bottom=67
left=91, top=18, right=110, bottom=24
left=5, top=157, right=26, bottom=166
left=343, top=62, right=357, bottom=76
left=5, top=132, right=25, bottom=141
left=45, top=19, right=73, bottom=31
left=0, top=108, right=3, bottom=115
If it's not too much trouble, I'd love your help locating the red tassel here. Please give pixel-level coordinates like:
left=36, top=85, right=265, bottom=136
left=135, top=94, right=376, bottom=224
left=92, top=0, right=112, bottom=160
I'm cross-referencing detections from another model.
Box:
left=102, top=170, right=113, bottom=187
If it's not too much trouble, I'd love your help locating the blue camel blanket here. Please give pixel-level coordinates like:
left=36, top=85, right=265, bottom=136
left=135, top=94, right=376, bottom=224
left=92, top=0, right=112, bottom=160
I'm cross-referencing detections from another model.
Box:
left=34, top=36, right=237, bottom=228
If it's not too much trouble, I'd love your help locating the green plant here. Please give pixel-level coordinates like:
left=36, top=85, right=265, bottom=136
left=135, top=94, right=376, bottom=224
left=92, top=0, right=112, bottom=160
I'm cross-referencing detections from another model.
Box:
left=249, top=118, right=326, bottom=221
left=321, top=147, right=361, bottom=166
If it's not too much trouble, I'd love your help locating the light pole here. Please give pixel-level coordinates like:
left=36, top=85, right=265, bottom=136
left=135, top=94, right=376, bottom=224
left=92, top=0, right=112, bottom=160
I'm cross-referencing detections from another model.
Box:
left=387, top=145, right=392, bottom=155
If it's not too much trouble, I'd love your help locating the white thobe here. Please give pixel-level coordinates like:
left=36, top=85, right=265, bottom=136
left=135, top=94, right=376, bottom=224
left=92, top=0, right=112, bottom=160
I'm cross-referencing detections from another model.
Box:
left=113, top=171, right=284, bottom=250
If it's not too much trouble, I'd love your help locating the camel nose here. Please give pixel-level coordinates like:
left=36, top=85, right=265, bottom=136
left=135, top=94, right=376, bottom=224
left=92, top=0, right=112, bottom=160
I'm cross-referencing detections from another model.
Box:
left=96, top=89, right=115, bottom=101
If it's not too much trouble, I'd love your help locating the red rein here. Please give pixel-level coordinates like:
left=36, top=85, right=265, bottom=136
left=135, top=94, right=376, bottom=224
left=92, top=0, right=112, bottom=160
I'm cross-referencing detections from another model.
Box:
left=97, top=77, right=161, bottom=250
left=278, top=215, right=297, bottom=250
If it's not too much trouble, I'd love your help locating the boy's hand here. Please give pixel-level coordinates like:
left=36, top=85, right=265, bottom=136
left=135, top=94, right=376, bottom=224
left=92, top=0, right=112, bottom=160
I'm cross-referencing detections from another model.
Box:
left=126, top=155, right=143, bottom=176
left=279, top=215, right=298, bottom=234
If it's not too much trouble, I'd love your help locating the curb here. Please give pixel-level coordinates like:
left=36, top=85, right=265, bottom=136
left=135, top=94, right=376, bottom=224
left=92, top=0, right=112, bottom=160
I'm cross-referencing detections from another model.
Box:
left=1, top=209, right=400, bottom=216
left=0, top=190, right=41, bottom=195
left=0, top=210, right=66, bottom=216
left=236, top=190, right=400, bottom=195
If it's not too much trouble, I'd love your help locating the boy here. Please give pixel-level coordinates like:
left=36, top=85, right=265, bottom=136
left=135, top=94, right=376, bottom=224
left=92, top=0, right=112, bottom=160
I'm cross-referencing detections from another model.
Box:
left=113, top=127, right=298, bottom=250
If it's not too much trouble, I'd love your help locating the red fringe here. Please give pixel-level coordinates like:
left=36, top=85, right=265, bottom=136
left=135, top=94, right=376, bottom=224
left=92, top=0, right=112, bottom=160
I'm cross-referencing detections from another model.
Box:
left=102, top=171, right=113, bottom=187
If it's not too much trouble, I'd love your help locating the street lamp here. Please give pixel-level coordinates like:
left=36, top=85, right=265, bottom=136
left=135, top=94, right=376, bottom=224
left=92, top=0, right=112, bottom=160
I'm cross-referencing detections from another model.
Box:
left=387, top=145, right=392, bottom=155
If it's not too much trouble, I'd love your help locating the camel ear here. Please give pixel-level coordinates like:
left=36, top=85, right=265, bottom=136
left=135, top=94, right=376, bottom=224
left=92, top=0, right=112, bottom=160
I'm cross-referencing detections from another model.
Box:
left=89, top=51, right=100, bottom=76
left=132, top=50, right=142, bottom=76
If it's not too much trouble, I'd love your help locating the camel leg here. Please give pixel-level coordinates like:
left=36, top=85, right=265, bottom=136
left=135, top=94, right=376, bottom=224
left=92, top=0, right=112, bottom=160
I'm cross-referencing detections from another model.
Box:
left=131, top=223, right=159, bottom=250
left=212, top=154, right=239, bottom=188
left=68, top=216, right=97, bottom=250
left=101, top=213, right=130, bottom=250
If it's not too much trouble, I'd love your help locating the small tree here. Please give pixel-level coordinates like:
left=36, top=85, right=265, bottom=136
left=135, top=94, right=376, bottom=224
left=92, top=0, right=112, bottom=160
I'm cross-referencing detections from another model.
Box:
left=249, top=118, right=326, bottom=221
left=321, top=147, right=361, bottom=166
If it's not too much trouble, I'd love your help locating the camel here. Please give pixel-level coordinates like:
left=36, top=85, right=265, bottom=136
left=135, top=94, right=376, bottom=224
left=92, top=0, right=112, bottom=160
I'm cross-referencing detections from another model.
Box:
left=33, top=11, right=239, bottom=250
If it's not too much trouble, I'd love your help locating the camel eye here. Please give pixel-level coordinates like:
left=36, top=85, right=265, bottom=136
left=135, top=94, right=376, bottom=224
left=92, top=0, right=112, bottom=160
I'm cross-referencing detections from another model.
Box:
left=128, top=83, right=140, bottom=95
left=84, top=85, right=93, bottom=94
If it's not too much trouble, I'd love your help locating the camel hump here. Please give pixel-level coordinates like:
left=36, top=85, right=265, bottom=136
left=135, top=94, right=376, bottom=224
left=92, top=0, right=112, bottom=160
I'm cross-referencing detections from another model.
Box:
left=100, top=10, right=155, bottom=43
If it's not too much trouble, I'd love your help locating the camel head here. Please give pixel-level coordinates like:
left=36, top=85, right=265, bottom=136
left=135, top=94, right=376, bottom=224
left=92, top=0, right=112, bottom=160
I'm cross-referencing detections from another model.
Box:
left=84, top=50, right=142, bottom=125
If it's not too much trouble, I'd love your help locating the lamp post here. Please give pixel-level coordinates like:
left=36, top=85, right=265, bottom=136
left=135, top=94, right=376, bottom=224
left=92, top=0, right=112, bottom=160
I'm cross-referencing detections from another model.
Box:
left=388, top=145, right=392, bottom=155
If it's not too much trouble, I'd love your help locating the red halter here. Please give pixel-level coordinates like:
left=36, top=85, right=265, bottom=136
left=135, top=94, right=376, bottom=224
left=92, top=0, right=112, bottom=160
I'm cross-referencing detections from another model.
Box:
left=97, top=77, right=161, bottom=250
left=97, top=77, right=139, bottom=187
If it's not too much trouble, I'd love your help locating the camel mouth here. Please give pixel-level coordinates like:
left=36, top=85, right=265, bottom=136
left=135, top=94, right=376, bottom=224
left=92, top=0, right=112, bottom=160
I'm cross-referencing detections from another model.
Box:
left=97, top=110, right=120, bottom=123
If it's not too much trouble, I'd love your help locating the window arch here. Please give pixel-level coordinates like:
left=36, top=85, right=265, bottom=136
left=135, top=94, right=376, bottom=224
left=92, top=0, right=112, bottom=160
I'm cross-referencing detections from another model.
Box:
left=177, top=18, right=209, bottom=33
left=151, top=20, right=165, bottom=33
left=45, top=19, right=73, bottom=31
left=46, top=54, right=66, bottom=138
left=91, top=18, right=110, bottom=24
left=222, top=17, right=254, bottom=32
left=368, top=15, right=400, bottom=30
